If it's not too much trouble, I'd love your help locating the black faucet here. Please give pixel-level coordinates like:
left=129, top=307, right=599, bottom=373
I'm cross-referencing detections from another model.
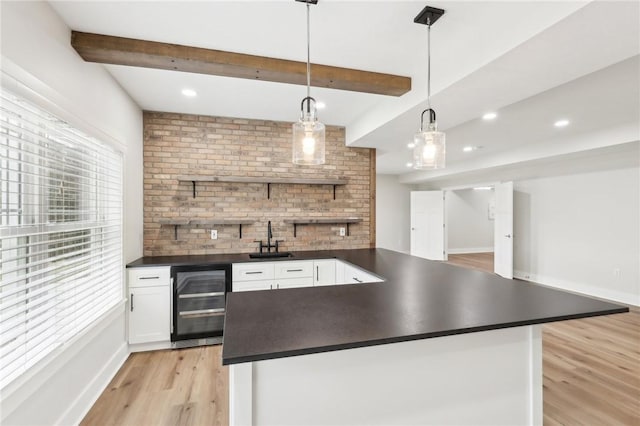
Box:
left=255, top=221, right=283, bottom=253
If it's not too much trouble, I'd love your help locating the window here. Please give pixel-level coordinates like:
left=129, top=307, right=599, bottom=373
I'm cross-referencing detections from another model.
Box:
left=0, top=87, right=123, bottom=389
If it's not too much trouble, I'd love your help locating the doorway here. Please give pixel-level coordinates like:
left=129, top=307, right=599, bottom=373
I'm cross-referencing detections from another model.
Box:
left=411, top=183, right=513, bottom=277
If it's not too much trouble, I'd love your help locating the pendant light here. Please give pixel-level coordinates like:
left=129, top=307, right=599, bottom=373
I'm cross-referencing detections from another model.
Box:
left=413, top=6, right=445, bottom=170
left=292, top=0, right=325, bottom=165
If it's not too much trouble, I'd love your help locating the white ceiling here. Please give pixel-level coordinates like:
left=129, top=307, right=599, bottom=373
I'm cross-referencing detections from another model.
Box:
left=49, top=1, right=640, bottom=181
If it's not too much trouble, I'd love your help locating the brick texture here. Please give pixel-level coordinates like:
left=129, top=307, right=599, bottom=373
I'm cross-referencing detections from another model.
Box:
left=143, top=111, right=374, bottom=256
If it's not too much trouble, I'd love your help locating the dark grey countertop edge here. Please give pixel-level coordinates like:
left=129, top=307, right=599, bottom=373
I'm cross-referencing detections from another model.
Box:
left=221, top=307, right=629, bottom=365
left=126, top=251, right=339, bottom=267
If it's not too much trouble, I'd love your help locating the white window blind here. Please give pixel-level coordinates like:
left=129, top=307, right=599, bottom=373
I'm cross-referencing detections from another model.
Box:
left=0, top=87, right=123, bottom=389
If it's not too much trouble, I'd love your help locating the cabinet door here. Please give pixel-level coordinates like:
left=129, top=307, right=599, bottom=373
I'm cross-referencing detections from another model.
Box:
left=335, top=260, right=346, bottom=284
left=314, top=260, right=336, bottom=286
left=342, top=264, right=361, bottom=284
left=129, top=286, right=170, bottom=344
left=233, top=281, right=274, bottom=292
left=273, top=277, right=314, bottom=290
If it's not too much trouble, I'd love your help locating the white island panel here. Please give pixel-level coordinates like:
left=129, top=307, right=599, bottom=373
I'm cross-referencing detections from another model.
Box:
left=230, top=325, right=542, bottom=425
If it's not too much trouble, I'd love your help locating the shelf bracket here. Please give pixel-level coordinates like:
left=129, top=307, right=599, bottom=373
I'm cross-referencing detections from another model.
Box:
left=333, top=185, right=337, bottom=200
left=293, top=223, right=297, bottom=238
left=191, top=181, right=196, bottom=198
left=239, top=224, right=243, bottom=239
left=174, top=225, right=179, bottom=240
left=347, top=223, right=350, bottom=236
left=267, top=183, right=271, bottom=199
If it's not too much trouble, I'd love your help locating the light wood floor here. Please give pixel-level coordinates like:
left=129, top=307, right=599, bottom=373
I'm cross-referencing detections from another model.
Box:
left=448, top=253, right=640, bottom=426
left=81, top=346, right=228, bottom=426
left=83, top=254, right=639, bottom=425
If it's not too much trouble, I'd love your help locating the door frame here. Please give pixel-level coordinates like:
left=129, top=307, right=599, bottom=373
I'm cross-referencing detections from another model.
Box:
left=440, top=181, right=502, bottom=263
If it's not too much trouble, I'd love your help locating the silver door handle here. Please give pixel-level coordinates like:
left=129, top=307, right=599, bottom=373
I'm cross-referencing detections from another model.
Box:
left=179, top=308, right=225, bottom=316
left=505, top=234, right=512, bottom=238
left=178, top=292, right=224, bottom=298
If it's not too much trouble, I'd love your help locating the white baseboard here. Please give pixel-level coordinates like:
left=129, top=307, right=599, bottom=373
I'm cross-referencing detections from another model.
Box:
left=129, top=340, right=172, bottom=353
left=448, top=247, right=494, bottom=254
left=57, top=342, right=129, bottom=425
left=514, top=270, right=640, bottom=306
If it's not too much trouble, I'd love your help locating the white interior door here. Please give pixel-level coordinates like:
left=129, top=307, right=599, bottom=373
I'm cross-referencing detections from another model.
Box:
left=411, top=191, right=446, bottom=261
left=494, top=182, right=514, bottom=278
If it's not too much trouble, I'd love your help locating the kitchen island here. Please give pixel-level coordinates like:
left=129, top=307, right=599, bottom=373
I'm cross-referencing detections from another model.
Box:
left=219, top=248, right=627, bottom=425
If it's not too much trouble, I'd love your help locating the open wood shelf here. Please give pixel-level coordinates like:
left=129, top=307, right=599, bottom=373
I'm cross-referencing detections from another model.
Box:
left=283, top=217, right=363, bottom=237
left=177, top=175, right=347, bottom=199
left=158, top=218, right=255, bottom=240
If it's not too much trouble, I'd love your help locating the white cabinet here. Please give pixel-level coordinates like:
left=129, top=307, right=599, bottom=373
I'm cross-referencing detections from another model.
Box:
left=234, top=280, right=273, bottom=292
left=314, top=259, right=336, bottom=286
left=337, top=261, right=384, bottom=285
left=233, top=260, right=315, bottom=291
left=232, top=262, right=275, bottom=282
left=128, top=266, right=171, bottom=345
left=274, top=277, right=314, bottom=289
left=233, top=259, right=382, bottom=291
left=274, top=260, right=313, bottom=279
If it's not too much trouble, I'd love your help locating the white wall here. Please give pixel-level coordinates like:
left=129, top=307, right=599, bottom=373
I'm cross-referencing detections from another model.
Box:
left=514, top=167, right=640, bottom=306
left=446, top=189, right=495, bottom=253
left=376, top=174, right=412, bottom=253
left=1, top=1, right=143, bottom=424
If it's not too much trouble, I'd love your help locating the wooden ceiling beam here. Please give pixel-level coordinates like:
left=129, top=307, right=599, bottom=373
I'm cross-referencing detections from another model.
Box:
left=71, top=31, right=411, bottom=97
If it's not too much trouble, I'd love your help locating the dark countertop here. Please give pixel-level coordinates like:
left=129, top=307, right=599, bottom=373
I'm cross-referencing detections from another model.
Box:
left=126, top=250, right=340, bottom=267
left=126, top=249, right=629, bottom=366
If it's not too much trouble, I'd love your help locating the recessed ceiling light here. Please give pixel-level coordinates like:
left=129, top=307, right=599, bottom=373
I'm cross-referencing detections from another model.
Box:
left=463, top=146, right=482, bottom=152
left=482, top=112, right=497, bottom=120
left=407, top=142, right=416, bottom=149
left=554, top=119, right=570, bottom=127
left=181, top=89, right=197, bottom=97
left=406, top=162, right=413, bottom=168
left=315, top=101, right=326, bottom=109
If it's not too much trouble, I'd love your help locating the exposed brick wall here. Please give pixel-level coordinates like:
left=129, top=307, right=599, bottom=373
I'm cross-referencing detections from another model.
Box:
left=143, top=111, right=374, bottom=256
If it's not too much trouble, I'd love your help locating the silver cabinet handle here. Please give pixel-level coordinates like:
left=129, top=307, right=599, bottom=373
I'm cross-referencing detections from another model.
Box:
left=316, top=266, right=319, bottom=281
left=178, top=292, right=224, bottom=299
left=179, top=308, right=225, bottom=316
left=287, top=269, right=303, bottom=272
left=353, top=277, right=363, bottom=283
left=139, top=276, right=159, bottom=280
left=130, top=293, right=134, bottom=311
left=505, top=234, right=512, bottom=238
left=246, top=271, right=263, bottom=275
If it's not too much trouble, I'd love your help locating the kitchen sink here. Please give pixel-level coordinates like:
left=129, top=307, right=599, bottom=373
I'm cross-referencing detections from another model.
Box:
left=249, top=252, right=293, bottom=259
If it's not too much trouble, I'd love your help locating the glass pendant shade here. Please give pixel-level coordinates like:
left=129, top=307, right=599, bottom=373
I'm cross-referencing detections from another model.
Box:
left=293, top=112, right=325, bottom=165
left=413, top=122, right=445, bottom=169
left=292, top=1, right=325, bottom=166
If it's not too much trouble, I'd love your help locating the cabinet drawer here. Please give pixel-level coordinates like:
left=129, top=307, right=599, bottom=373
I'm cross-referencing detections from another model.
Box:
left=232, top=263, right=274, bottom=282
left=273, top=261, right=313, bottom=279
left=128, top=266, right=171, bottom=288
left=274, top=276, right=314, bottom=289
left=233, top=281, right=273, bottom=292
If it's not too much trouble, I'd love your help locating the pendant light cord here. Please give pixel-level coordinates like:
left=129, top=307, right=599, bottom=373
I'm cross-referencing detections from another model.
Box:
left=427, top=20, right=431, bottom=112
left=306, top=3, right=311, bottom=101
